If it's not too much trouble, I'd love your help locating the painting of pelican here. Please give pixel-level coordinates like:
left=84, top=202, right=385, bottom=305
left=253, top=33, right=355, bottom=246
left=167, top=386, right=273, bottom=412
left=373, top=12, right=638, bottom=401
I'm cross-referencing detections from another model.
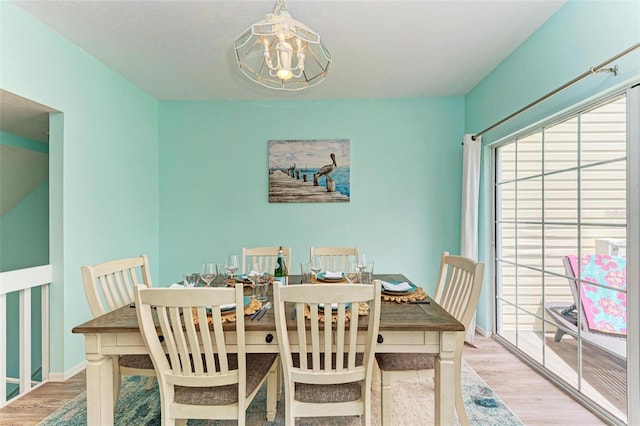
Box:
left=268, top=139, right=350, bottom=203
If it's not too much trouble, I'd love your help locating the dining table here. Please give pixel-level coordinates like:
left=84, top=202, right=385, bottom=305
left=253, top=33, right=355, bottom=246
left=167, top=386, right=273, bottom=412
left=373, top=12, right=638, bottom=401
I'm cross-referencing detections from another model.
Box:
left=72, top=273, right=464, bottom=425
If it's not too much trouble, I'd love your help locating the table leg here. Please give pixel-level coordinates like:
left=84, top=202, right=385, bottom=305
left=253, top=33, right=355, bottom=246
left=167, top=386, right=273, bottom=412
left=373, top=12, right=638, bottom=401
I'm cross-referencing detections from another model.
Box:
left=85, top=335, right=115, bottom=425
left=434, top=331, right=457, bottom=426
left=266, top=360, right=278, bottom=422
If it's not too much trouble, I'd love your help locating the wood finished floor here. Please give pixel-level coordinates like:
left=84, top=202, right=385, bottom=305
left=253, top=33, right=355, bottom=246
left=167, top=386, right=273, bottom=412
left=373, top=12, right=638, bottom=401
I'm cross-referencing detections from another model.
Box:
left=0, top=334, right=607, bottom=426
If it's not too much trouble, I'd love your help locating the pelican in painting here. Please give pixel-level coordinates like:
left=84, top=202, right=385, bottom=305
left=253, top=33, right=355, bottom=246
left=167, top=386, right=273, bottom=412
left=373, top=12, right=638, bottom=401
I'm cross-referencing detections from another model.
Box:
left=315, top=153, right=337, bottom=180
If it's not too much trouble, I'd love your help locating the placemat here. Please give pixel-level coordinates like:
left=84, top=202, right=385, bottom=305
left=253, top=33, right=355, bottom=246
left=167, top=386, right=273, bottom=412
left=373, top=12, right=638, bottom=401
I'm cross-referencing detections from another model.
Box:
left=382, top=286, right=427, bottom=303
left=224, top=278, right=254, bottom=288
left=191, top=298, right=262, bottom=325
left=303, top=302, right=369, bottom=323
left=225, top=277, right=274, bottom=287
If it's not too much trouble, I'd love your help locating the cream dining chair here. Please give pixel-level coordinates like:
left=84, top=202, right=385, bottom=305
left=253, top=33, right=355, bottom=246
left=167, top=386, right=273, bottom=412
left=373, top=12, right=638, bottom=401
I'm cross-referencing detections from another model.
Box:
left=80, top=254, right=156, bottom=406
left=241, top=246, right=291, bottom=274
left=309, top=246, right=359, bottom=273
left=134, top=284, right=278, bottom=425
left=273, top=281, right=381, bottom=425
left=374, top=252, right=484, bottom=426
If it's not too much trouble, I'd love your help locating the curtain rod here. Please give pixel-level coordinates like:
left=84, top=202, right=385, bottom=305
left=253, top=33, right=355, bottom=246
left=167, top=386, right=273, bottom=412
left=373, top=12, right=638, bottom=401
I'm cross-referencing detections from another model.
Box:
left=471, top=42, right=640, bottom=141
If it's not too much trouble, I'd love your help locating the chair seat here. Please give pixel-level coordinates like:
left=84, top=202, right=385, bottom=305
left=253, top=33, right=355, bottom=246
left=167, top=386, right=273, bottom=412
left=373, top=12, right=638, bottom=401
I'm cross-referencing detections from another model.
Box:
left=174, top=353, right=278, bottom=406
left=375, top=352, right=435, bottom=371
left=119, top=354, right=155, bottom=369
left=296, top=381, right=362, bottom=403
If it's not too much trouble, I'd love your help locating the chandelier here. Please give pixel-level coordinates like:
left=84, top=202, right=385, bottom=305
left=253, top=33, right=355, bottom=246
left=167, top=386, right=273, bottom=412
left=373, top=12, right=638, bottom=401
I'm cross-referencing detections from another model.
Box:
left=233, top=0, right=331, bottom=91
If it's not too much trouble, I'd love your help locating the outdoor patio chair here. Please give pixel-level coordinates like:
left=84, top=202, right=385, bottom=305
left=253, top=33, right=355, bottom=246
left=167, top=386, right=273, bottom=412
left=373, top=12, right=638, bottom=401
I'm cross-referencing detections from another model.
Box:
left=545, top=254, right=627, bottom=361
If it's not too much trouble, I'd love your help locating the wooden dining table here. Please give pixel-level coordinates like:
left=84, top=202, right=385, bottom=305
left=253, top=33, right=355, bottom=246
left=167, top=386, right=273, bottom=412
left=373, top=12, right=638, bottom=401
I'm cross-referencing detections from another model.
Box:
left=72, top=274, right=464, bottom=425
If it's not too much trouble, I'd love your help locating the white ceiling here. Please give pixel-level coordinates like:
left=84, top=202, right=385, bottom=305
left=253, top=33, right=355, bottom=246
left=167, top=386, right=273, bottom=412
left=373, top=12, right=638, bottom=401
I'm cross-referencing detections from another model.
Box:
left=11, top=0, right=566, bottom=102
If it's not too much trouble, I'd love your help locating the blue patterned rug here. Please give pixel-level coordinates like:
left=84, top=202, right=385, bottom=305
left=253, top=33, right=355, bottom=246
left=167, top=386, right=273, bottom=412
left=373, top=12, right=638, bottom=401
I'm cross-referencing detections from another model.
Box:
left=39, top=361, right=522, bottom=425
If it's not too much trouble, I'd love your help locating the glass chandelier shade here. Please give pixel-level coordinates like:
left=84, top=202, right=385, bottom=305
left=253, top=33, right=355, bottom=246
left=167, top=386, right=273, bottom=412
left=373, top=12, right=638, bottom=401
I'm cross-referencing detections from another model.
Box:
left=234, top=2, right=331, bottom=91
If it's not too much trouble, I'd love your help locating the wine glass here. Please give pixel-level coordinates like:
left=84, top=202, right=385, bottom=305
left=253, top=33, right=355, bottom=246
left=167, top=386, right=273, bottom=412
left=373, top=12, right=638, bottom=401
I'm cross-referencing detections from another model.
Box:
left=247, top=261, right=261, bottom=296
left=225, top=255, right=239, bottom=278
left=356, top=254, right=367, bottom=282
left=310, top=256, right=322, bottom=278
left=201, top=262, right=216, bottom=287
left=215, top=263, right=227, bottom=286
left=183, top=273, right=200, bottom=288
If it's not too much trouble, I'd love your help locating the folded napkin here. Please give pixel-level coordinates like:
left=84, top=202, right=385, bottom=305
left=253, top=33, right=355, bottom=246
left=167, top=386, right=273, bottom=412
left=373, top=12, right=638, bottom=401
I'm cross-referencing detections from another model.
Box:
left=324, top=271, right=343, bottom=279
left=381, top=281, right=412, bottom=292
left=170, top=283, right=184, bottom=288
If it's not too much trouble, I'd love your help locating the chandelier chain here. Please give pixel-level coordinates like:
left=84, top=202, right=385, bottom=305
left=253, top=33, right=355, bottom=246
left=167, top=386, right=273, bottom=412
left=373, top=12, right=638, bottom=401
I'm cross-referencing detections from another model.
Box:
left=273, top=0, right=287, bottom=16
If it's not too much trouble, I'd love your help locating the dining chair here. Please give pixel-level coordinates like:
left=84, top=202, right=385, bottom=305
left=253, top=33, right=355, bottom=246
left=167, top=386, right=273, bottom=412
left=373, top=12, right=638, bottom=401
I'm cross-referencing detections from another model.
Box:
left=309, top=246, right=359, bottom=272
left=374, top=252, right=484, bottom=426
left=80, top=254, right=156, bottom=406
left=242, top=246, right=291, bottom=274
left=134, top=284, right=278, bottom=426
left=273, top=281, right=381, bottom=425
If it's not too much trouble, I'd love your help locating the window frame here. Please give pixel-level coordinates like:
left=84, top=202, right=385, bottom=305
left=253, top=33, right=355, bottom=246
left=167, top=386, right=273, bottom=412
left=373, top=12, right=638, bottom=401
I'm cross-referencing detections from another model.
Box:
left=487, top=83, right=639, bottom=425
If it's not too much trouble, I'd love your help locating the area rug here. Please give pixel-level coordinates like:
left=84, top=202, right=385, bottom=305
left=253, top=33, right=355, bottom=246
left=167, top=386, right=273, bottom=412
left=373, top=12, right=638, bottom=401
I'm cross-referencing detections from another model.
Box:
left=39, top=361, right=522, bottom=425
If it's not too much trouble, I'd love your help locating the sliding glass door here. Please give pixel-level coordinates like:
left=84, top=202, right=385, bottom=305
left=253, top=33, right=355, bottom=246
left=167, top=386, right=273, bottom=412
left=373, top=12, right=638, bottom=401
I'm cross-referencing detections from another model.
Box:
left=493, top=90, right=636, bottom=424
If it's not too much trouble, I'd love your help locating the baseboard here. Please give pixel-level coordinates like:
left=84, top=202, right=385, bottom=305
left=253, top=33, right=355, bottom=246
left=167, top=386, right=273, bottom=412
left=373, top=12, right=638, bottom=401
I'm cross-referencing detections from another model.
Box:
left=475, top=324, right=492, bottom=337
left=48, top=360, right=86, bottom=382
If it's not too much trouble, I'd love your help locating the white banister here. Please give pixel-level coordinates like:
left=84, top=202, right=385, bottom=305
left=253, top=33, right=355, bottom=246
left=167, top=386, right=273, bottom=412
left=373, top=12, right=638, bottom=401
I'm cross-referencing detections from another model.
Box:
left=0, top=264, right=52, bottom=408
left=19, top=288, right=32, bottom=393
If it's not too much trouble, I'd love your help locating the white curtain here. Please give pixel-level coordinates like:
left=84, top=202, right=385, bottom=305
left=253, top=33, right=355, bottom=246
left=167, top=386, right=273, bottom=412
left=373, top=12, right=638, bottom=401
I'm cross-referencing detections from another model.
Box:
left=461, top=134, right=481, bottom=345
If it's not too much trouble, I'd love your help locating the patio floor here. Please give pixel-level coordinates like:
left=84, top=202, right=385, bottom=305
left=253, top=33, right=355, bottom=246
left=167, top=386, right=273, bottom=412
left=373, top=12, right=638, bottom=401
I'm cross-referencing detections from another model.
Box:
left=500, top=329, right=627, bottom=422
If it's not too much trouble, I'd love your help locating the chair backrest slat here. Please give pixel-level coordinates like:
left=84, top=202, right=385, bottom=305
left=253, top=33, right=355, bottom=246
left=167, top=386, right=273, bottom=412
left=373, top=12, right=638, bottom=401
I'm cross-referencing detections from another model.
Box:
left=310, top=246, right=359, bottom=273
left=274, top=282, right=381, bottom=386
left=135, top=285, right=243, bottom=389
left=434, top=252, right=485, bottom=334
left=82, top=255, right=153, bottom=317
left=242, top=246, right=292, bottom=274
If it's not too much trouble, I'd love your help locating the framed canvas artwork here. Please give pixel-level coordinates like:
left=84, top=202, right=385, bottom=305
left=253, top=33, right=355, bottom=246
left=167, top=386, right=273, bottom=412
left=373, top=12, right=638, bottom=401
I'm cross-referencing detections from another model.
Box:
left=268, top=139, right=350, bottom=203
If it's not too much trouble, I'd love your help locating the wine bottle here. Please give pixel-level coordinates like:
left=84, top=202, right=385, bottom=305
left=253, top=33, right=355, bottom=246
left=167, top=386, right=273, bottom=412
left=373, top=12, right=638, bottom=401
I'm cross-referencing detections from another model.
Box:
left=274, top=246, right=288, bottom=286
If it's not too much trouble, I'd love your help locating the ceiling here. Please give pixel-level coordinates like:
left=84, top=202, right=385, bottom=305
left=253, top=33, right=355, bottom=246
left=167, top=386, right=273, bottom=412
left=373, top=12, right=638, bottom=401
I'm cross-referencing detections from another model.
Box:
left=10, top=0, right=566, bottom=102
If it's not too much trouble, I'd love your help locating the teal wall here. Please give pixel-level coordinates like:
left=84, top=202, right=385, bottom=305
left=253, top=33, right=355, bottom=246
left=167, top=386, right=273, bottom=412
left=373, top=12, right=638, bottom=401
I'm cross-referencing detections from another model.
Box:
left=0, top=130, right=49, bottom=154
left=0, top=132, right=49, bottom=391
left=158, top=99, right=465, bottom=288
left=465, top=0, right=640, bottom=332
left=1, top=2, right=160, bottom=372
left=0, top=177, right=49, bottom=270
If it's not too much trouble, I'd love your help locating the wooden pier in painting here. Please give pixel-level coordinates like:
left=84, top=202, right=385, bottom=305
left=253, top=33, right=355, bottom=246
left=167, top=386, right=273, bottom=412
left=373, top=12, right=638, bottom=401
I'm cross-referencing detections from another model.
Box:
left=269, top=170, right=349, bottom=203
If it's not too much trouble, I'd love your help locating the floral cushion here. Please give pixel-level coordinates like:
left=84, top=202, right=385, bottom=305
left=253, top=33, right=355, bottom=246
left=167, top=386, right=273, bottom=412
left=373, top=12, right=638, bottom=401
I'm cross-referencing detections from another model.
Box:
left=567, top=254, right=626, bottom=336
